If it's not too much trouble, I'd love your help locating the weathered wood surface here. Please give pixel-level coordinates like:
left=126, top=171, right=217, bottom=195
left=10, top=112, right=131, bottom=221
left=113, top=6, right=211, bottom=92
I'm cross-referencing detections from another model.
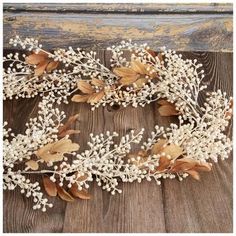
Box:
left=3, top=51, right=233, bottom=233
left=3, top=3, right=233, bottom=13
left=3, top=4, right=233, bottom=52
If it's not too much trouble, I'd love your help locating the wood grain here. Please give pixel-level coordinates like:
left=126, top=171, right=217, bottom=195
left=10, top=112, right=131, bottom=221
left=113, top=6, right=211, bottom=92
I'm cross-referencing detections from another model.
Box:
left=3, top=51, right=233, bottom=233
left=3, top=4, right=232, bottom=52
left=3, top=3, right=233, bottom=13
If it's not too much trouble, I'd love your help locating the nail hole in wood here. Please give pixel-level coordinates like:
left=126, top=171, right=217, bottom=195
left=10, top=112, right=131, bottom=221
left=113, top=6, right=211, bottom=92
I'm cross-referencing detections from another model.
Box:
left=107, top=104, right=120, bottom=112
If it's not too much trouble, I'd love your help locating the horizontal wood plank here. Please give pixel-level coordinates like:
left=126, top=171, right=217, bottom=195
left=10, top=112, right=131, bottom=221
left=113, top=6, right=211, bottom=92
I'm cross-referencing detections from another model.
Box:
left=3, top=11, right=232, bottom=52
left=3, top=3, right=233, bottom=13
left=3, top=51, right=233, bottom=233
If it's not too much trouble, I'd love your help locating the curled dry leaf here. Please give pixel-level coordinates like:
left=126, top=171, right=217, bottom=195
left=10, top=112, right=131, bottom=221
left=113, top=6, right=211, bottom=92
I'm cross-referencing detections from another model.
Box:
left=25, top=51, right=59, bottom=76
left=43, top=176, right=57, bottom=197
left=36, top=139, right=79, bottom=163
left=77, top=80, right=95, bottom=94
left=58, top=114, right=80, bottom=138
left=57, top=186, right=74, bottom=202
left=158, top=100, right=179, bottom=116
left=69, top=184, right=91, bottom=200
left=25, top=160, right=39, bottom=170
left=186, top=170, right=200, bottom=180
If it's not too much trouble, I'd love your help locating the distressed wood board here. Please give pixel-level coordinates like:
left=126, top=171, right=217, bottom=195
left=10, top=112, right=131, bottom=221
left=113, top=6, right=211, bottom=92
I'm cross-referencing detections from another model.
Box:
left=3, top=4, right=233, bottom=52
left=3, top=51, right=233, bottom=233
left=3, top=3, right=233, bottom=13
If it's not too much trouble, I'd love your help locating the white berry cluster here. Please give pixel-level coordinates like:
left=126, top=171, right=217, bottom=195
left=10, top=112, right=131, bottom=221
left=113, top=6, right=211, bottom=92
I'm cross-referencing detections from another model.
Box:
left=4, top=36, right=207, bottom=109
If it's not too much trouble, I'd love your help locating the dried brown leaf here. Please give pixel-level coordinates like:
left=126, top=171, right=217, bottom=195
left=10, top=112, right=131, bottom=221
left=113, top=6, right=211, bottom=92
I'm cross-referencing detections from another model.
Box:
left=25, top=51, right=48, bottom=65
left=71, top=94, right=90, bottom=103
left=186, top=169, right=200, bottom=180
left=43, top=176, right=57, bottom=197
left=162, top=144, right=183, bottom=159
left=119, top=76, right=138, bottom=85
left=130, top=60, right=147, bottom=74
left=57, top=186, right=74, bottom=202
left=157, top=99, right=171, bottom=106
left=77, top=80, right=94, bottom=94
left=156, top=156, right=171, bottom=171
left=134, top=78, right=148, bottom=88
left=35, top=61, right=49, bottom=76
left=58, top=129, right=80, bottom=138
left=113, top=67, right=137, bottom=77
left=171, top=159, right=196, bottom=172
left=91, top=78, right=105, bottom=87
left=158, top=104, right=179, bottom=116
left=69, top=184, right=91, bottom=200
left=25, top=160, right=39, bottom=170
left=46, top=61, right=59, bottom=72
left=194, top=162, right=212, bottom=172
left=58, top=114, right=80, bottom=138
left=151, top=139, right=167, bottom=155
left=36, top=139, right=79, bottom=163
left=51, top=139, right=79, bottom=153
left=87, top=91, right=105, bottom=104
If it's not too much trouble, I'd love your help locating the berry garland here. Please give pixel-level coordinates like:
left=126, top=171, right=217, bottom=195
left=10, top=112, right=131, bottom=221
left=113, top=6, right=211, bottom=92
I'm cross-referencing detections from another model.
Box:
left=3, top=37, right=233, bottom=212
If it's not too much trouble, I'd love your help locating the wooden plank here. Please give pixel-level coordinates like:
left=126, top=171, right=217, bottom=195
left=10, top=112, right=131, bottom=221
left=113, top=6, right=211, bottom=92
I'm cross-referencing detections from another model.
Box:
left=3, top=3, right=233, bottom=13
left=3, top=11, right=233, bottom=52
left=3, top=51, right=232, bottom=233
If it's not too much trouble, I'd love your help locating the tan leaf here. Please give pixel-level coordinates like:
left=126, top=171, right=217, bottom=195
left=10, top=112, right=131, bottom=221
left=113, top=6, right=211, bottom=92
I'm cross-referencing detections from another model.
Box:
left=162, top=144, right=183, bottom=159
left=71, top=94, right=90, bottom=103
left=151, top=139, right=167, bottom=155
left=186, top=170, right=200, bottom=180
left=157, top=99, right=171, bottom=106
left=156, top=156, right=171, bottom=171
left=113, top=67, right=137, bottom=77
left=130, top=60, right=147, bottom=74
left=25, top=51, right=48, bottom=65
left=87, top=91, right=105, bottom=104
left=119, top=76, right=138, bottom=85
left=57, top=186, right=74, bottom=202
left=43, top=176, right=57, bottom=197
left=46, top=61, right=59, bottom=72
left=58, top=114, right=80, bottom=138
left=171, top=159, right=197, bottom=172
left=134, top=78, right=148, bottom=88
left=51, top=139, right=79, bottom=154
left=69, top=184, right=91, bottom=200
left=91, top=78, right=105, bottom=87
left=58, top=129, right=80, bottom=138
left=77, top=80, right=94, bottom=94
left=25, top=160, right=39, bottom=170
left=158, top=104, right=179, bottom=116
left=35, top=61, right=49, bottom=76
left=76, top=172, right=88, bottom=182
left=36, top=139, right=79, bottom=163
left=193, top=162, right=212, bottom=172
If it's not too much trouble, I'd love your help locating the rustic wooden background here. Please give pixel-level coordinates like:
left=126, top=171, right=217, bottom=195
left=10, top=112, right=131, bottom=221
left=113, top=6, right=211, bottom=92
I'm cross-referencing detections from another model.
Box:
left=3, top=3, right=233, bottom=233
left=3, top=3, right=233, bottom=51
